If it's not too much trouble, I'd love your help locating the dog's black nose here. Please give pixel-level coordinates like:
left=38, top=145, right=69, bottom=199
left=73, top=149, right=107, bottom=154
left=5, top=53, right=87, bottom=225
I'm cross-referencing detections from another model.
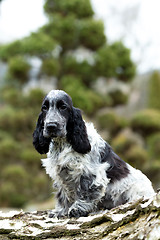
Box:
left=46, top=122, right=59, bottom=132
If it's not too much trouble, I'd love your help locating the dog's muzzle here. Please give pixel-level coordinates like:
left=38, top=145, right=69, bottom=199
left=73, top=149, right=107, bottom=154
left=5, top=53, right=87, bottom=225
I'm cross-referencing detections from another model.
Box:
left=44, top=122, right=61, bottom=138
left=43, top=121, right=67, bottom=138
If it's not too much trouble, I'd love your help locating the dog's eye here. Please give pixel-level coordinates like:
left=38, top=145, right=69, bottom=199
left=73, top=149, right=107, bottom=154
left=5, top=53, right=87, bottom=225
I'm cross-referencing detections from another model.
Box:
left=59, top=104, right=67, bottom=110
left=41, top=105, right=48, bottom=112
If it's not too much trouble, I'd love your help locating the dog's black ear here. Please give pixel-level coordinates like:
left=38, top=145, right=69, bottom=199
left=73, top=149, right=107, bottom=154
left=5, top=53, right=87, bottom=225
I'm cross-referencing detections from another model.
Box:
left=67, top=107, right=91, bottom=154
left=33, top=112, right=51, bottom=154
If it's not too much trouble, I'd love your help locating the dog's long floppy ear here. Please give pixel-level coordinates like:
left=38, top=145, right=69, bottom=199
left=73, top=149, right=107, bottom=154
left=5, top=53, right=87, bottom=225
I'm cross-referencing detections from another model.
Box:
left=33, top=112, right=51, bottom=154
left=67, top=107, right=91, bottom=154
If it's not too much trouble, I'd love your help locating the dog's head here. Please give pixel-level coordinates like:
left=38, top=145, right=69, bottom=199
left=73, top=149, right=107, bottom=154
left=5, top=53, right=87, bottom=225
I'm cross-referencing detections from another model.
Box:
left=33, top=90, right=91, bottom=154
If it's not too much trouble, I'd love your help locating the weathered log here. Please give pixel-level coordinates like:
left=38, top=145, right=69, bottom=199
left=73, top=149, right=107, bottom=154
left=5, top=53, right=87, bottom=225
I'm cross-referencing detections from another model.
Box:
left=0, top=192, right=160, bottom=240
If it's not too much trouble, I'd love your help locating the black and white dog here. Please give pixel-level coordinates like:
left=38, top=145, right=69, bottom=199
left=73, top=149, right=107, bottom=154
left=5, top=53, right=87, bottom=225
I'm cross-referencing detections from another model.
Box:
left=33, top=90, right=155, bottom=218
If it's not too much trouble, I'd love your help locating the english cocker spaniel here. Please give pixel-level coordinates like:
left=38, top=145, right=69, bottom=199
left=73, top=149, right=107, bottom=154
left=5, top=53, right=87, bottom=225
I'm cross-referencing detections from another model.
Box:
left=33, top=90, right=155, bottom=218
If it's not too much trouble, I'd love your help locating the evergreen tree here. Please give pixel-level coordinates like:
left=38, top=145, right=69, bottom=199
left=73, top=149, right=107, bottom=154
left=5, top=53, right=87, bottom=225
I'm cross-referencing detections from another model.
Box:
left=0, top=0, right=136, bottom=113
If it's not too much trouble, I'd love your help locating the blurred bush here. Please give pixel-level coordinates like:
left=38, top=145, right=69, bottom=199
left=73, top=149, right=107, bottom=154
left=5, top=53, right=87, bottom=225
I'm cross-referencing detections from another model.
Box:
left=108, top=88, right=128, bottom=106
left=97, top=111, right=128, bottom=136
left=145, top=159, right=160, bottom=190
left=131, top=109, right=160, bottom=136
left=147, top=133, right=160, bottom=159
left=0, top=165, right=29, bottom=207
left=41, top=14, right=78, bottom=51
left=148, top=71, right=160, bottom=110
left=44, top=0, right=94, bottom=18
left=8, top=56, right=31, bottom=84
left=110, top=41, right=136, bottom=81
left=95, top=45, right=118, bottom=78
left=1, top=87, right=26, bottom=107
left=0, top=40, right=22, bottom=61
left=125, top=145, right=148, bottom=169
left=95, top=42, right=136, bottom=81
left=111, top=131, right=137, bottom=155
left=20, top=32, right=56, bottom=57
left=41, top=57, right=60, bottom=76
left=0, top=106, right=33, bottom=139
left=26, top=88, right=45, bottom=108
left=20, top=148, right=40, bottom=168
left=0, top=32, right=56, bottom=60
left=63, top=55, right=96, bottom=86
left=79, top=19, right=106, bottom=50
left=0, top=181, right=26, bottom=208
left=0, top=137, right=20, bottom=162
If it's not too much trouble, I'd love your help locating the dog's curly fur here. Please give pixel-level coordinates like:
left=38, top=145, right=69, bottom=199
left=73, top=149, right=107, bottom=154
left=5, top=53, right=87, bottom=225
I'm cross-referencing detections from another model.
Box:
left=33, top=90, right=155, bottom=218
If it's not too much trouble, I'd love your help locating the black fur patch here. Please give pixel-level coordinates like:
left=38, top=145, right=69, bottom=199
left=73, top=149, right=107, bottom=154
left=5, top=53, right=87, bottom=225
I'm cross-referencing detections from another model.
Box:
left=101, top=143, right=130, bottom=183
left=33, top=112, right=51, bottom=154
left=67, top=107, right=91, bottom=154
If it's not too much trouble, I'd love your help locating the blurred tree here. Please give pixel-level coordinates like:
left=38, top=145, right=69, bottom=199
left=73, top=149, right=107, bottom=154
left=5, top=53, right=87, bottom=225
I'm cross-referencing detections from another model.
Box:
left=0, top=0, right=136, bottom=89
left=41, top=0, right=135, bottom=86
left=148, top=71, right=160, bottom=110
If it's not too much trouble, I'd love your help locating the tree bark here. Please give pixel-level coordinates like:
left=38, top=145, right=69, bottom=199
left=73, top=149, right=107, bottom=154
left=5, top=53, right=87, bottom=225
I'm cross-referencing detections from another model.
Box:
left=0, top=192, right=160, bottom=240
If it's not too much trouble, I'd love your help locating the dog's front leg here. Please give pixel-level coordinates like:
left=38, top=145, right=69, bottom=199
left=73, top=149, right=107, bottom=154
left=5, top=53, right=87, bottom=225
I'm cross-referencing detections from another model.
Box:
left=68, top=200, right=96, bottom=218
left=68, top=174, right=104, bottom=218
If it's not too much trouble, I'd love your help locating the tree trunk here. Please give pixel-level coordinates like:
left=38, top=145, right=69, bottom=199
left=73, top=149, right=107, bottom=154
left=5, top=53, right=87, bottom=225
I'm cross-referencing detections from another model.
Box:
left=0, top=192, right=160, bottom=240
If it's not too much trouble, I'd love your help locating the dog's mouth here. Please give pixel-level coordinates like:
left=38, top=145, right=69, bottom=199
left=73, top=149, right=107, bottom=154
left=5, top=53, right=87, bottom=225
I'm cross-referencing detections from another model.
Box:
left=43, top=127, right=66, bottom=139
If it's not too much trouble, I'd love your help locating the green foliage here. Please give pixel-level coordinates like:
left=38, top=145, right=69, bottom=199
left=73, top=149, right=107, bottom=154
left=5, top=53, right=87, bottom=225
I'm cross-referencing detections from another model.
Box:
left=147, top=133, right=160, bottom=159
left=148, top=71, right=160, bottom=110
left=111, top=133, right=137, bottom=155
left=1, top=87, right=25, bottom=107
left=61, top=75, right=109, bottom=114
left=95, top=42, right=136, bottom=81
left=20, top=149, right=40, bottom=167
left=63, top=55, right=96, bottom=85
left=41, top=57, right=60, bottom=76
left=97, top=111, right=128, bottom=135
left=2, top=165, right=28, bottom=183
left=125, top=146, right=148, bottom=169
left=8, top=56, right=31, bottom=83
left=0, top=40, right=22, bottom=61
left=0, top=181, right=27, bottom=208
left=42, top=16, right=105, bottom=51
left=26, top=88, right=45, bottom=107
left=20, top=32, right=56, bottom=57
left=79, top=19, right=106, bottom=50
left=0, top=32, right=56, bottom=60
left=0, top=165, right=29, bottom=207
left=0, top=137, right=20, bottom=161
left=109, top=89, right=128, bottom=106
left=0, top=106, right=33, bottom=139
left=32, top=174, right=50, bottom=200
left=44, top=0, right=94, bottom=18
left=95, top=45, right=117, bottom=78
left=110, top=41, right=136, bottom=81
left=144, top=159, right=160, bottom=189
left=41, top=14, right=79, bottom=51
left=131, top=109, right=160, bottom=136
left=112, top=131, right=148, bottom=171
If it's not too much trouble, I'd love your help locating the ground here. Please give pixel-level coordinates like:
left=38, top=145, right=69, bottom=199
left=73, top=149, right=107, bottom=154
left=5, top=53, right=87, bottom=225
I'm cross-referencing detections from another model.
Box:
left=0, top=192, right=160, bottom=239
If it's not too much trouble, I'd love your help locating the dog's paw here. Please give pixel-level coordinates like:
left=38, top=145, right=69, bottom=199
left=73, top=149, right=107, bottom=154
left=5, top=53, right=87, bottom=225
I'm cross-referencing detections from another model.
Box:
left=68, top=207, right=88, bottom=218
left=48, top=210, right=67, bottom=219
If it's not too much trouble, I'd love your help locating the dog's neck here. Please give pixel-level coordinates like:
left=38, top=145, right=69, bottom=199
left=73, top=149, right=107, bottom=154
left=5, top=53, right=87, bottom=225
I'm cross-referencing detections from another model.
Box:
left=50, top=137, right=70, bottom=154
